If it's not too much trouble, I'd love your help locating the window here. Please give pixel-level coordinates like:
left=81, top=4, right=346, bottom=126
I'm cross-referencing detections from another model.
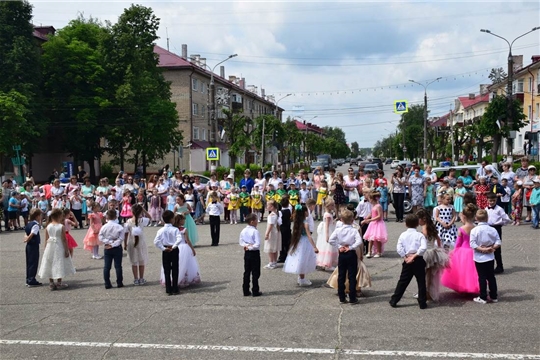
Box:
left=516, top=79, right=524, bottom=93
left=192, top=102, right=199, bottom=115
left=518, top=134, right=523, bottom=149
left=193, top=127, right=199, bottom=140
left=536, top=103, right=539, bottom=119
left=201, top=128, right=207, bottom=141
left=201, top=105, right=206, bottom=118
left=200, top=81, right=205, bottom=94
left=192, top=78, right=198, bottom=91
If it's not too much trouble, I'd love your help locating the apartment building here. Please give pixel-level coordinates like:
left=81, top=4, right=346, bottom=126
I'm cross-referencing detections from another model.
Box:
left=154, top=45, right=283, bottom=172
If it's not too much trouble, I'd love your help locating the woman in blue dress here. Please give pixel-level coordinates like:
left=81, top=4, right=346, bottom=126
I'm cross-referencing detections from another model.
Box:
left=173, top=193, right=199, bottom=246
left=458, top=168, right=474, bottom=192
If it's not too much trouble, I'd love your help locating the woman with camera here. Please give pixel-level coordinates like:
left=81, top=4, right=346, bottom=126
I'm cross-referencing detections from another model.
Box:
left=392, top=167, right=407, bottom=222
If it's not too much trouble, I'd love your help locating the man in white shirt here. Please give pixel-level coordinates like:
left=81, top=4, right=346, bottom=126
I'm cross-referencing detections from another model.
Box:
left=239, top=213, right=262, bottom=297
left=389, top=214, right=428, bottom=309
left=99, top=210, right=125, bottom=289
left=470, top=209, right=501, bottom=304
left=153, top=210, right=182, bottom=295
left=329, top=210, right=363, bottom=304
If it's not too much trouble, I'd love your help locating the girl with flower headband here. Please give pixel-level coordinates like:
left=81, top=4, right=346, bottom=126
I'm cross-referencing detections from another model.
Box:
left=263, top=200, right=281, bottom=269
left=283, top=204, right=319, bottom=286
left=316, top=198, right=338, bottom=271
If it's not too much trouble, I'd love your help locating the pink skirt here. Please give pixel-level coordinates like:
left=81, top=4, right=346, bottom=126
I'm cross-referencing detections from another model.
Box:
left=363, top=220, right=388, bottom=243
left=441, top=247, right=479, bottom=294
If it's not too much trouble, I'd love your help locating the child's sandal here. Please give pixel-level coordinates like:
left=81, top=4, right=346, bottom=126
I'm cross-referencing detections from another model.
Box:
left=56, top=283, right=68, bottom=289
left=49, top=283, right=57, bottom=291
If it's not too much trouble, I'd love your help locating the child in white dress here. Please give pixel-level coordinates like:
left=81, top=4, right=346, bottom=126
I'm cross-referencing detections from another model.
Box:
left=316, top=198, right=338, bottom=270
left=38, top=209, right=76, bottom=290
left=263, top=200, right=281, bottom=269
left=160, top=214, right=201, bottom=288
left=124, top=204, right=151, bottom=285
left=283, top=204, right=319, bottom=286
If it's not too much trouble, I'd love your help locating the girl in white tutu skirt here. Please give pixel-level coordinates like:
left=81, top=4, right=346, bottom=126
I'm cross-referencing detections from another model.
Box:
left=283, top=204, right=319, bottom=286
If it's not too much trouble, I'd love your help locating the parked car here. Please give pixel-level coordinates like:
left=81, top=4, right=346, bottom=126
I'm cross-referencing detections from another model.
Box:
left=316, top=154, right=333, bottom=171
left=371, top=158, right=383, bottom=170
left=310, top=161, right=323, bottom=173
left=358, top=160, right=370, bottom=171
left=385, top=158, right=393, bottom=165
left=431, top=164, right=502, bottom=182
left=397, top=161, right=413, bottom=172
left=189, top=174, right=211, bottom=185
left=390, top=160, right=401, bottom=169
left=350, top=158, right=358, bottom=166
left=363, top=163, right=379, bottom=173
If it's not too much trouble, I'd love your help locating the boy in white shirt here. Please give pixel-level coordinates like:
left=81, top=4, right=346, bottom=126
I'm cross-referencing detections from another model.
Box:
left=355, top=196, right=372, bottom=254
left=486, top=193, right=509, bottom=274
left=329, top=209, right=363, bottom=305
left=500, top=178, right=511, bottom=215
left=99, top=210, right=125, bottom=289
left=299, top=182, right=310, bottom=205
left=470, top=209, right=501, bottom=304
left=239, top=213, right=262, bottom=297
left=154, top=210, right=183, bottom=295
left=206, top=191, right=224, bottom=246
left=389, top=214, right=428, bottom=309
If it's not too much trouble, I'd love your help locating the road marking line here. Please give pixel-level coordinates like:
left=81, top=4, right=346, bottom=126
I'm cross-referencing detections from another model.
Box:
left=1, top=339, right=539, bottom=359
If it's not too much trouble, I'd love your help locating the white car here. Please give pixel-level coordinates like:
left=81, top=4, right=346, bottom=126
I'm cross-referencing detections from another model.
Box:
left=390, top=160, right=401, bottom=169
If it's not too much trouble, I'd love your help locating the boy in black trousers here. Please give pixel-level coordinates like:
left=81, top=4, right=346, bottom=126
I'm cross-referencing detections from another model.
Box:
left=329, top=209, right=363, bottom=304
left=389, top=214, right=428, bottom=309
left=23, top=208, right=43, bottom=287
left=99, top=210, right=125, bottom=289
left=206, top=191, right=224, bottom=246
left=153, top=210, right=182, bottom=295
left=485, top=193, right=509, bottom=274
left=239, top=213, right=262, bottom=297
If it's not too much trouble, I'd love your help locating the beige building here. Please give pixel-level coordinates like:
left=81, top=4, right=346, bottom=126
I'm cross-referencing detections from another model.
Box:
left=489, top=55, right=540, bottom=156
left=154, top=45, right=283, bottom=173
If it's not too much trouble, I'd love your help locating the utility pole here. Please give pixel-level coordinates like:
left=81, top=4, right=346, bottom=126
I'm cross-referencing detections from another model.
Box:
left=409, top=77, right=442, bottom=165
left=481, top=27, right=539, bottom=162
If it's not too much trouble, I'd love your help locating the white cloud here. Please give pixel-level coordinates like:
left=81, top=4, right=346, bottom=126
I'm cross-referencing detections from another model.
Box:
left=30, top=0, right=540, bottom=147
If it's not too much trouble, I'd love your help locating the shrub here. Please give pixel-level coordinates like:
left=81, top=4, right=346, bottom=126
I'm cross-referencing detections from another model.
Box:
left=100, top=162, right=113, bottom=182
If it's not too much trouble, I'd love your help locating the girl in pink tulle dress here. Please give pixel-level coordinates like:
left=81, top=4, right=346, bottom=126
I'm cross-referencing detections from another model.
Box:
left=361, top=191, right=387, bottom=258
left=441, top=203, right=479, bottom=294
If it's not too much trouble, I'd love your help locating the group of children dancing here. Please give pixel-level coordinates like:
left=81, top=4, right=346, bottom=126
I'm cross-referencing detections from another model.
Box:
left=23, top=184, right=506, bottom=307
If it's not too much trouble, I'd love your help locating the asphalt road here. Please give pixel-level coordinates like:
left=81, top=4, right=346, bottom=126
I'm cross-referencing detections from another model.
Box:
left=1, top=164, right=539, bottom=359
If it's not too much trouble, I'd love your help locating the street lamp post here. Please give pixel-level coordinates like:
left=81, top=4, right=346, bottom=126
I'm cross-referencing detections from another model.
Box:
left=262, top=93, right=291, bottom=167
left=409, top=77, right=442, bottom=165
left=480, top=27, right=539, bottom=163
left=208, top=54, right=238, bottom=147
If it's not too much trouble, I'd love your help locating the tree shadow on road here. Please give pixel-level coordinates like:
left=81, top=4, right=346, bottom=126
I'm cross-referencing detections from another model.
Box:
left=186, top=281, right=230, bottom=293
left=503, top=266, right=537, bottom=275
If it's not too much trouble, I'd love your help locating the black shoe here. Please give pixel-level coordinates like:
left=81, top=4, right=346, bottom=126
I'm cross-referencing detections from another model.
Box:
left=117, top=283, right=124, bottom=288
left=349, top=299, right=359, bottom=305
left=494, top=268, right=504, bottom=274
left=252, top=291, right=263, bottom=297
left=211, top=243, right=218, bottom=246
left=419, top=303, right=427, bottom=309
left=339, top=299, right=348, bottom=304
left=105, top=285, right=113, bottom=289
left=389, top=301, right=397, bottom=308
left=167, top=292, right=173, bottom=296
left=244, top=292, right=252, bottom=297
left=172, top=291, right=180, bottom=295
left=277, top=259, right=285, bottom=263
left=26, top=282, right=43, bottom=287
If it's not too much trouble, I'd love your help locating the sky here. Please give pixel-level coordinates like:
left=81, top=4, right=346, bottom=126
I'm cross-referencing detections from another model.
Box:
left=30, top=0, right=540, bottom=148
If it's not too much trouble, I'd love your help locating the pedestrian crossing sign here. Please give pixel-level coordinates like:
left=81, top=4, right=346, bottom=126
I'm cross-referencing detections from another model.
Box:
left=206, top=147, right=220, bottom=161
left=394, top=100, right=408, bottom=114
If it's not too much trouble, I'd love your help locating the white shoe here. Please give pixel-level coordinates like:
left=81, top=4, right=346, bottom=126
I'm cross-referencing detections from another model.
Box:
left=263, top=263, right=273, bottom=269
left=95, top=255, right=103, bottom=260
left=139, top=278, right=146, bottom=285
left=299, top=279, right=312, bottom=287
left=91, top=255, right=96, bottom=259
left=413, top=293, right=418, bottom=299
left=326, top=266, right=336, bottom=271
left=269, top=263, right=277, bottom=269
left=230, top=221, right=233, bottom=225
left=373, top=254, right=380, bottom=258
left=473, top=297, right=487, bottom=304
left=366, top=254, right=372, bottom=258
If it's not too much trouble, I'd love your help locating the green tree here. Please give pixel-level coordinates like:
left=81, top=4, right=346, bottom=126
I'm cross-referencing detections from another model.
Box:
left=350, top=142, right=359, bottom=157
left=479, top=95, right=527, bottom=162
left=398, top=104, right=424, bottom=160
left=0, top=0, right=44, bottom=156
left=103, top=4, right=182, bottom=173
left=41, top=16, right=110, bottom=180
left=282, top=119, right=302, bottom=164
left=222, top=109, right=255, bottom=167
